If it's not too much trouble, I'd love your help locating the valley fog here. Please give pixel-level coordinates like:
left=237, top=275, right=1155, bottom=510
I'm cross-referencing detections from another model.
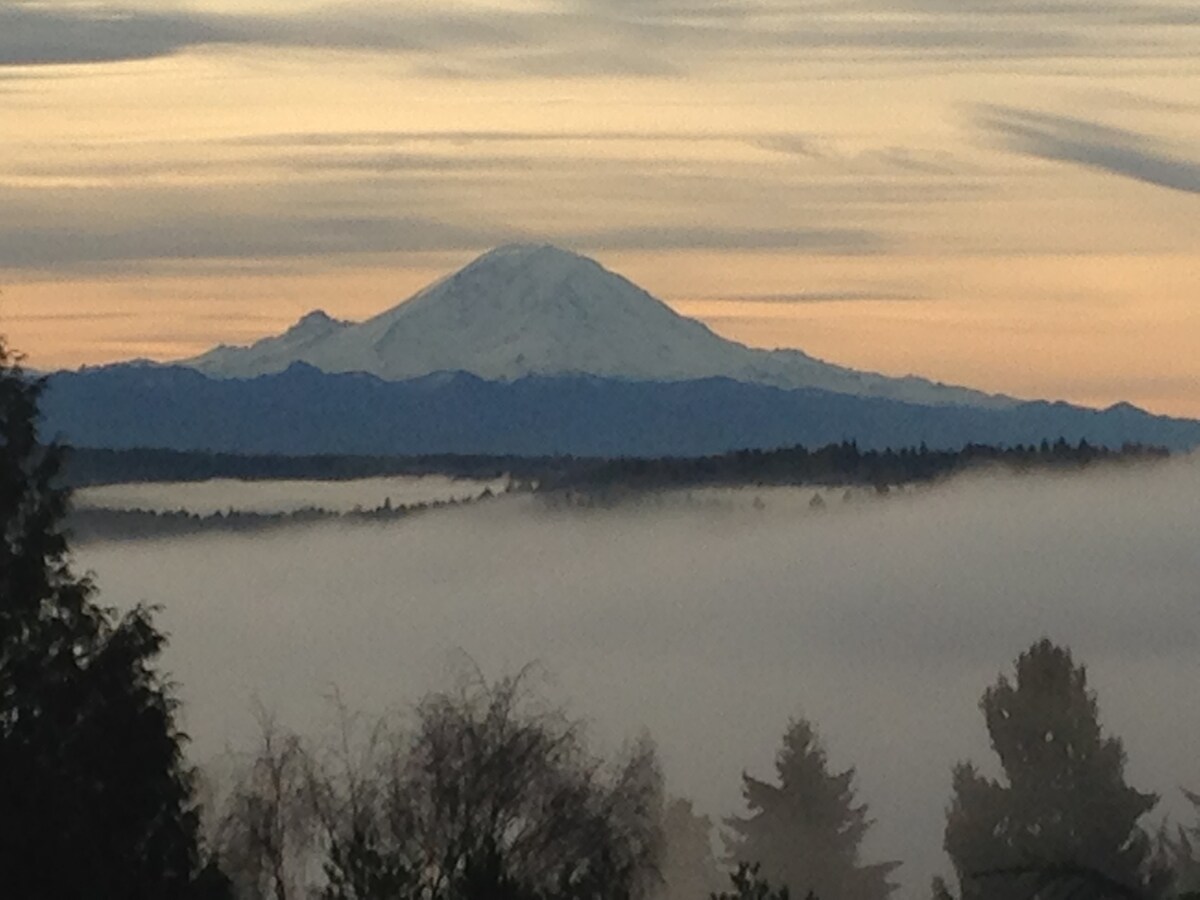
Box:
left=75, top=461, right=1200, bottom=897
left=76, top=474, right=507, bottom=515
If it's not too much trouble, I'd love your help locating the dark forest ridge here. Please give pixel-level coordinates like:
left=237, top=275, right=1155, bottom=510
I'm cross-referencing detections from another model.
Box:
left=65, top=441, right=1170, bottom=491
left=42, top=365, right=1200, bottom=458
left=536, top=439, right=1171, bottom=496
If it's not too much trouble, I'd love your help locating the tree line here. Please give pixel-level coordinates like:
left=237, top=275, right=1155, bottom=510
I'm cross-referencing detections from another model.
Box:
left=64, top=440, right=1168, bottom=497
left=67, top=490, right=503, bottom=545
left=537, top=441, right=1169, bottom=500
left=3, top=340, right=1197, bottom=899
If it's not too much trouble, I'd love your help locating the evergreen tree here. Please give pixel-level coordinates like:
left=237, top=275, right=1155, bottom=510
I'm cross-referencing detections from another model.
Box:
left=0, top=341, right=229, bottom=898
left=725, top=718, right=898, bottom=900
left=944, top=639, right=1163, bottom=900
left=656, top=797, right=724, bottom=900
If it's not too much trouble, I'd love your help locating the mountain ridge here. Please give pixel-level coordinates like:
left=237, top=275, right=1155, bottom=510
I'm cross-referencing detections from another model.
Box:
left=42, top=362, right=1200, bottom=458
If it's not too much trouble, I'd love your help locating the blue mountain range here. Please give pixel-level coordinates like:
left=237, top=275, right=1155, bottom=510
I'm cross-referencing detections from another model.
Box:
left=42, top=362, right=1200, bottom=457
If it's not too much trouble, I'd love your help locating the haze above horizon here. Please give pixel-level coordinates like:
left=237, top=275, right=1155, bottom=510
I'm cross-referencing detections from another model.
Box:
left=2, top=0, right=1198, bottom=415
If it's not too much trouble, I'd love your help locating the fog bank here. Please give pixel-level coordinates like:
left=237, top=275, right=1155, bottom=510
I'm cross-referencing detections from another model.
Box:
left=76, top=460, right=1200, bottom=896
left=76, top=474, right=506, bottom=515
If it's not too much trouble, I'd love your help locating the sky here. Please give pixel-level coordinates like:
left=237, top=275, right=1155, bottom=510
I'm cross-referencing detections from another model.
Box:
left=2, top=0, right=1198, bottom=415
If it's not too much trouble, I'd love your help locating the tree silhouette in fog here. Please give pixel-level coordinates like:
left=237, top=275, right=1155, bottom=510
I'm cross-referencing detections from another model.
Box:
left=217, top=670, right=666, bottom=900
left=655, top=797, right=725, bottom=900
left=0, top=340, right=229, bottom=898
left=1160, top=790, right=1200, bottom=898
left=725, top=718, right=898, bottom=900
left=713, top=863, right=793, bottom=900
left=943, top=639, right=1165, bottom=900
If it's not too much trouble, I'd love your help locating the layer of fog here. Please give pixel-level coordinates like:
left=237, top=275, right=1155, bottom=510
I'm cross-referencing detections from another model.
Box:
left=75, top=460, right=1200, bottom=897
left=75, top=475, right=508, bottom=515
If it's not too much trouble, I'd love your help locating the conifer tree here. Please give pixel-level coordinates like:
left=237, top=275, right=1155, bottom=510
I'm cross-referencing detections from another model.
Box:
left=944, top=639, right=1163, bottom=900
left=656, top=797, right=724, bottom=900
left=0, top=340, right=229, bottom=898
left=725, top=718, right=898, bottom=900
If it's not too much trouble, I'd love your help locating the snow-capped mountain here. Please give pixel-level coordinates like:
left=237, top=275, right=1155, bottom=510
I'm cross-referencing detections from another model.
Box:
left=186, top=244, right=1013, bottom=408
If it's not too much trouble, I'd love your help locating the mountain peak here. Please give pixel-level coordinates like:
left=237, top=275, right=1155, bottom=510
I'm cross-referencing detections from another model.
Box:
left=287, top=309, right=344, bottom=335
left=182, top=246, right=1014, bottom=409
left=476, top=243, right=576, bottom=261
left=452, top=243, right=599, bottom=287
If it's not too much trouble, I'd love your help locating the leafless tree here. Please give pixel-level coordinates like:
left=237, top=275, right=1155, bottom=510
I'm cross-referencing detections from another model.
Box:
left=213, top=670, right=665, bottom=900
left=215, top=711, right=318, bottom=900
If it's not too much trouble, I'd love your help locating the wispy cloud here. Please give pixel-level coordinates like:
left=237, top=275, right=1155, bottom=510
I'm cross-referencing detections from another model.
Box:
left=698, top=291, right=923, bottom=303
left=0, top=5, right=230, bottom=67
left=3, top=0, right=1197, bottom=74
left=0, top=217, right=884, bottom=270
left=0, top=130, right=962, bottom=272
left=977, top=106, right=1200, bottom=195
left=568, top=226, right=887, bottom=254
left=0, top=3, right=673, bottom=76
left=0, top=209, right=518, bottom=270
left=0, top=311, right=139, bottom=323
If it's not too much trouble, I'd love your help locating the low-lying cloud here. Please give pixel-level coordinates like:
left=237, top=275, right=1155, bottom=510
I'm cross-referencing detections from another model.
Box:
left=76, top=459, right=1200, bottom=896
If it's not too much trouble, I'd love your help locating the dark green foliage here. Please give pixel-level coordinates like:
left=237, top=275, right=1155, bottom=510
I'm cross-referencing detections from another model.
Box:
left=725, top=719, right=898, bottom=900
left=0, top=341, right=229, bottom=899
left=944, top=639, right=1164, bottom=900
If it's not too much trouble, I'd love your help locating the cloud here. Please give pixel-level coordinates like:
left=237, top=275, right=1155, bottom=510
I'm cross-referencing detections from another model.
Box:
left=757, top=137, right=969, bottom=176
left=0, top=3, right=675, bottom=77
left=0, top=217, right=883, bottom=270
left=412, top=49, right=684, bottom=80
left=0, top=212, right=518, bottom=269
left=1, top=311, right=138, bottom=323
left=4, top=0, right=1196, bottom=74
left=74, top=460, right=1200, bottom=896
left=568, top=225, right=887, bottom=254
left=0, top=4, right=527, bottom=68
left=0, top=6, right=231, bottom=66
left=0, top=138, right=917, bottom=273
left=977, top=106, right=1200, bottom=195
left=699, top=291, right=923, bottom=303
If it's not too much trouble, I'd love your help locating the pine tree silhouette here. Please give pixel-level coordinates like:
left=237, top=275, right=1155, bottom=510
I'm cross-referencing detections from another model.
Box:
left=725, top=719, right=898, bottom=900
left=0, top=340, right=230, bottom=899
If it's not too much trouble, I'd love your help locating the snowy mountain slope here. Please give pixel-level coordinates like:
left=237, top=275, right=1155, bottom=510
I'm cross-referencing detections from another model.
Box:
left=185, top=244, right=1014, bottom=409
